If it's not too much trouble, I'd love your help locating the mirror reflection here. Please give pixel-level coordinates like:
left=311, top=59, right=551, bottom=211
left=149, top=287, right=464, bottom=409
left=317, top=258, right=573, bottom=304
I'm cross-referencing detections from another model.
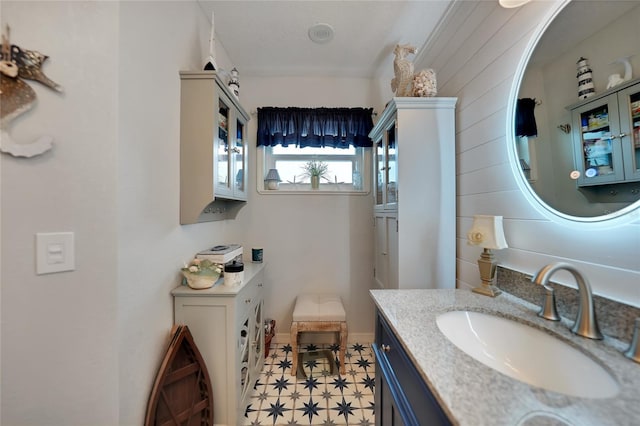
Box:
left=516, top=1, right=640, bottom=218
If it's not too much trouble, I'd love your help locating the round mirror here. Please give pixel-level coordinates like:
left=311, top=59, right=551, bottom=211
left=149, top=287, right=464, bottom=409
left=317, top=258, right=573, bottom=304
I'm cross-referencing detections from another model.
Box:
left=512, top=0, right=640, bottom=220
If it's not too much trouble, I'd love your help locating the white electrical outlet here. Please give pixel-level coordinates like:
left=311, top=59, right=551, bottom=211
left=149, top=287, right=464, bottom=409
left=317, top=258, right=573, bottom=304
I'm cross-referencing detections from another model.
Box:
left=36, top=232, right=75, bottom=274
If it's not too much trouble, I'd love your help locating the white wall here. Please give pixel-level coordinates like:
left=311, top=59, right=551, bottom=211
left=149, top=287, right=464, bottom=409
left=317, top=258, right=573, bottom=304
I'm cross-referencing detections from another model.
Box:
left=227, top=76, right=377, bottom=341
left=1, top=2, right=120, bottom=424
left=116, top=2, right=239, bottom=424
left=416, top=0, right=640, bottom=306
left=3, top=1, right=639, bottom=425
left=1, top=2, right=377, bottom=425
left=0, top=1, right=238, bottom=424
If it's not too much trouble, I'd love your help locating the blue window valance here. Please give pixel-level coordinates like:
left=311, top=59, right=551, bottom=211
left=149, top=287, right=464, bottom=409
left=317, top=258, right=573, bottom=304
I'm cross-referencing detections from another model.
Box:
left=256, top=107, right=374, bottom=149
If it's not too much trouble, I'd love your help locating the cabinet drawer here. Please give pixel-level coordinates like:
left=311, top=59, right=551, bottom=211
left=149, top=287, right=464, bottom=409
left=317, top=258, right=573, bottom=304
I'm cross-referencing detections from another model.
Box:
left=375, top=313, right=451, bottom=426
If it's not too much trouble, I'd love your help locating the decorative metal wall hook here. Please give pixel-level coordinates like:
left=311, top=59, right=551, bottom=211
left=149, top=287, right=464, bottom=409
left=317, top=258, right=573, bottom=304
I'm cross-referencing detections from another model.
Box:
left=558, top=124, right=571, bottom=134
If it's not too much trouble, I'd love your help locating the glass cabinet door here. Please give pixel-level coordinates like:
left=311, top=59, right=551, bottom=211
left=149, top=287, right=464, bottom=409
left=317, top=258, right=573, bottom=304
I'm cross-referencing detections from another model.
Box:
left=251, top=300, right=263, bottom=374
left=374, top=122, right=398, bottom=210
left=239, top=318, right=251, bottom=400
left=619, top=84, right=640, bottom=181
left=572, top=95, right=624, bottom=186
left=386, top=125, right=397, bottom=206
left=215, top=96, right=231, bottom=195
left=234, top=118, right=247, bottom=197
left=375, top=139, right=384, bottom=206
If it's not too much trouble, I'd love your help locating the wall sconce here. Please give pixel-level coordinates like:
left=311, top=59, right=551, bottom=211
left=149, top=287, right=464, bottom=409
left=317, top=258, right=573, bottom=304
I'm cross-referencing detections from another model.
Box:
left=264, top=168, right=281, bottom=190
left=467, top=215, right=508, bottom=297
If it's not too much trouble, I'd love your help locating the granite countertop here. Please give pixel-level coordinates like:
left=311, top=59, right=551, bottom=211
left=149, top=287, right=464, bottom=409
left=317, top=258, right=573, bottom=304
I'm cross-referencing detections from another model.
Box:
left=370, top=289, right=640, bottom=426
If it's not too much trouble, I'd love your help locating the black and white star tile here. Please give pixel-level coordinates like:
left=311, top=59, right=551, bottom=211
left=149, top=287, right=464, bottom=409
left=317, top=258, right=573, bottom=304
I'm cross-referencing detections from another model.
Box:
left=243, top=342, right=375, bottom=425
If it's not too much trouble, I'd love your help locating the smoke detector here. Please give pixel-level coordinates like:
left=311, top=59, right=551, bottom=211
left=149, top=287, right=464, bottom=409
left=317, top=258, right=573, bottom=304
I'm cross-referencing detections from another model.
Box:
left=308, top=23, right=334, bottom=44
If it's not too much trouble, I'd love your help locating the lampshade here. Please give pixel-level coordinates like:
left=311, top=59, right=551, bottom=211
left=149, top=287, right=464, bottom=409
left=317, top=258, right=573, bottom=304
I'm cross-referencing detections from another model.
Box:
left=265, top=169, right=281, bottom=182
left=467, top=215, right=508, bottom=250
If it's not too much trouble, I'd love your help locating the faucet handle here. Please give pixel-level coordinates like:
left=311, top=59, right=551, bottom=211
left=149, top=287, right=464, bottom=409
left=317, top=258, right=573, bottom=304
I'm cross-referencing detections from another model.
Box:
left=624, top=318, right=640, bottom=363
left=538, top=287, right=561, bottom=321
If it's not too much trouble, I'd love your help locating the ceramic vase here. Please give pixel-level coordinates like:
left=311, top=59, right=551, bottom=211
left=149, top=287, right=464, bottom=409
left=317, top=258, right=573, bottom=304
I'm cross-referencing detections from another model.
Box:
left=311, top=175, right=320, bottom=189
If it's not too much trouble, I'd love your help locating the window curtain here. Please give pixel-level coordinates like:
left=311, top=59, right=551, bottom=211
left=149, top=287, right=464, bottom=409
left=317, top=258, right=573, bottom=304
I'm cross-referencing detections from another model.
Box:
left=516, top=98, right=538, bottom=137
left=256, top=107, right=374, bottom=148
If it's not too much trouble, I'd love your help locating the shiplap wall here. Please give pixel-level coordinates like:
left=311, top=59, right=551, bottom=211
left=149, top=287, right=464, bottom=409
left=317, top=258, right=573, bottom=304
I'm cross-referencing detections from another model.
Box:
left=417, top=0, right=640, bottom=307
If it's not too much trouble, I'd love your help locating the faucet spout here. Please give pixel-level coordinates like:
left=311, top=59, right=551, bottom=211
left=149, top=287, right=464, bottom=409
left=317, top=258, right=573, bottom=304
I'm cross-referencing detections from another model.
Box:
left=532, top=262, right=603, bottom=340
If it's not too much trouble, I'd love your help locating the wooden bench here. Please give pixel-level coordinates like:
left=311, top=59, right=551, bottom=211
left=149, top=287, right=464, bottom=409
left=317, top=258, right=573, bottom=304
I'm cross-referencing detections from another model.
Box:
left=290, top=294, right=347, bottom=376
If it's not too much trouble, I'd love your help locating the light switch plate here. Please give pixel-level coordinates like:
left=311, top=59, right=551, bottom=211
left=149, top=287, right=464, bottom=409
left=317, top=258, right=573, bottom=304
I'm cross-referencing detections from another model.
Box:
left=36, top=232, right=75, bottom=274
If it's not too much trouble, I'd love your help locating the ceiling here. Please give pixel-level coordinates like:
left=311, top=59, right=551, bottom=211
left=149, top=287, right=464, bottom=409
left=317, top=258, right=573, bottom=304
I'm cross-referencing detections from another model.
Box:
left=197, top=1, right=453, bottom=78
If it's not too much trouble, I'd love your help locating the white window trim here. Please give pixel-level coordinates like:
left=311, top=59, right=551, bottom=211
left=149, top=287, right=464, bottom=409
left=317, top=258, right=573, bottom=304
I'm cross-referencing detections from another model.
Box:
left=256, top=146, right=372, bottom=195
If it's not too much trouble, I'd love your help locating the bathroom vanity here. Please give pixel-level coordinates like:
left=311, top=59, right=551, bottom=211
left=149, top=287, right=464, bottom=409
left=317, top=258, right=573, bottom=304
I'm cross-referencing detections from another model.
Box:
left=370, top=289, right=640, bottom=425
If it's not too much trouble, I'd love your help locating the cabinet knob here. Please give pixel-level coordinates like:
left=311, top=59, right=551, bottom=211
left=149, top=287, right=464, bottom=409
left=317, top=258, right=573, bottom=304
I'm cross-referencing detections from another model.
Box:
left=380, top=344, right=391, bottom=353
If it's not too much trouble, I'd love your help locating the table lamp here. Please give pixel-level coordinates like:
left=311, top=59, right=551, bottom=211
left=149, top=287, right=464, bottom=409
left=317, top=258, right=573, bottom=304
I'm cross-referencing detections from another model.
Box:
left=265, top=168, right=281, bottom=190
left=467, top=215, right=508, bottom=297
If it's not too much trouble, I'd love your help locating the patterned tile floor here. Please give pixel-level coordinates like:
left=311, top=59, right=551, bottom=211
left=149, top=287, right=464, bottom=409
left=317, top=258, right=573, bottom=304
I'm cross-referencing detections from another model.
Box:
left=243, top=342, right=376, bottom=426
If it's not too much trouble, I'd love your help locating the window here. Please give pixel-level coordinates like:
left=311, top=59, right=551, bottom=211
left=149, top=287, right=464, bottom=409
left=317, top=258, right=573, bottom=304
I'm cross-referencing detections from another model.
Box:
left=256, top=107, right=373, bottom=194
left=259, top=145, right=368, bottom=192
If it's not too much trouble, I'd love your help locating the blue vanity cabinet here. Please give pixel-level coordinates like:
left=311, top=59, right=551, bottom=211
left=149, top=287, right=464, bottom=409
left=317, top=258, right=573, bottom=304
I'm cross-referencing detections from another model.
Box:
left=374, top=311, right=452, bottom=426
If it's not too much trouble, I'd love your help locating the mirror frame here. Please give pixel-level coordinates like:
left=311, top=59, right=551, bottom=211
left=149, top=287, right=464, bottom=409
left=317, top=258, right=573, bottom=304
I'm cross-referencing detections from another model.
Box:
left=506, top=0, right=640, bottom=225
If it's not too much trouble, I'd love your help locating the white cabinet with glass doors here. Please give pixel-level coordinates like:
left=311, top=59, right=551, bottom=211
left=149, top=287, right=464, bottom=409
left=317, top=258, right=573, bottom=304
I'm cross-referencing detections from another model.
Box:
left=179, top=71, right=249, bottom=224
left=569, top=78, right=640, bottom=186
left=369, top=97, right=457, bottom=290
left=172, top=263, right=265, bottom=426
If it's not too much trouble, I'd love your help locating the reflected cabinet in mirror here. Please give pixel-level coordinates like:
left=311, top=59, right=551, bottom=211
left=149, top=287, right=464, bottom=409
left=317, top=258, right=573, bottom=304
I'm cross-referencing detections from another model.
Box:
left=514, top=0, right=640, bottom=219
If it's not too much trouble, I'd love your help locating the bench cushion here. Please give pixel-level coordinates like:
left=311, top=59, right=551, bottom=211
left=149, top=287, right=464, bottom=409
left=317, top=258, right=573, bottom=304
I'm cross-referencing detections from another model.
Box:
left=292, top=294, right=346, bottom=322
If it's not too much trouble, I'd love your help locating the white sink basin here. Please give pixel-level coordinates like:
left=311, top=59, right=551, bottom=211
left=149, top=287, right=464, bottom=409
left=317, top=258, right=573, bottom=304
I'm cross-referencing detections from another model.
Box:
left=436, top=310, right=619, bottom=399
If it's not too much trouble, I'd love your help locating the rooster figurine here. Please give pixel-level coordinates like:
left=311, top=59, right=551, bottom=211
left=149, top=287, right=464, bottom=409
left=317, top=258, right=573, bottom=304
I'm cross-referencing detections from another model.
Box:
left=391, top=44, right=416, bottom=97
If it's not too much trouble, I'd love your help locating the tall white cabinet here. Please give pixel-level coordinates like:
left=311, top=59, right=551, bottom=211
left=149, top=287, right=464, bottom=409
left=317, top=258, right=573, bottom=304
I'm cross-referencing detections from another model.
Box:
left=172, top=263, right=265, bottom=426
left=370, top=97, right=457, bottom=289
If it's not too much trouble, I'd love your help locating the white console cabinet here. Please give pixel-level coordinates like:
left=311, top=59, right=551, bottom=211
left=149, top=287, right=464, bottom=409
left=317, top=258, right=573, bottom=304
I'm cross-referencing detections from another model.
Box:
left=369, top=97, right=457, bottom=290
left=172, top=263, right=265, bottom=425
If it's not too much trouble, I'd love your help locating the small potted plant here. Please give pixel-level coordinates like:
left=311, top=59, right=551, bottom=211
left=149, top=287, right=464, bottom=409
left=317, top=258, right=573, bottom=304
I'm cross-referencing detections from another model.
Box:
left=181, top=258, right=222, bottom=289
left=301, top=160, right=329, bottom=190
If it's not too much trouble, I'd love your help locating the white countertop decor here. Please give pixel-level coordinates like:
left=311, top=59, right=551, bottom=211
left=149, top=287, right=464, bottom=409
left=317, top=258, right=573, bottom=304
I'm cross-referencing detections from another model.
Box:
left=370, top=289, right=640, bottom=426
left=172, top=262, right=265, bottom=297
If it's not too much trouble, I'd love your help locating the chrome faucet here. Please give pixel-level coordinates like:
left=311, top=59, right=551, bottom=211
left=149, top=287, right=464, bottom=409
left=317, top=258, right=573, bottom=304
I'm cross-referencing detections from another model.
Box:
left=532, top=262, right=603, bottom=340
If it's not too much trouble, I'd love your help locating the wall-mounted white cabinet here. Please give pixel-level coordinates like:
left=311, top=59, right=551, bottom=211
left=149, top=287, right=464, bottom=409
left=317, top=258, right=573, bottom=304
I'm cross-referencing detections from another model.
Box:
left=172, top=263, right=265, bottom=426
left=369, top=97, right=457, bottom=290
left=179, top=71, right=250, bottom=224
left=569, top=78, right=640, bottom=187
